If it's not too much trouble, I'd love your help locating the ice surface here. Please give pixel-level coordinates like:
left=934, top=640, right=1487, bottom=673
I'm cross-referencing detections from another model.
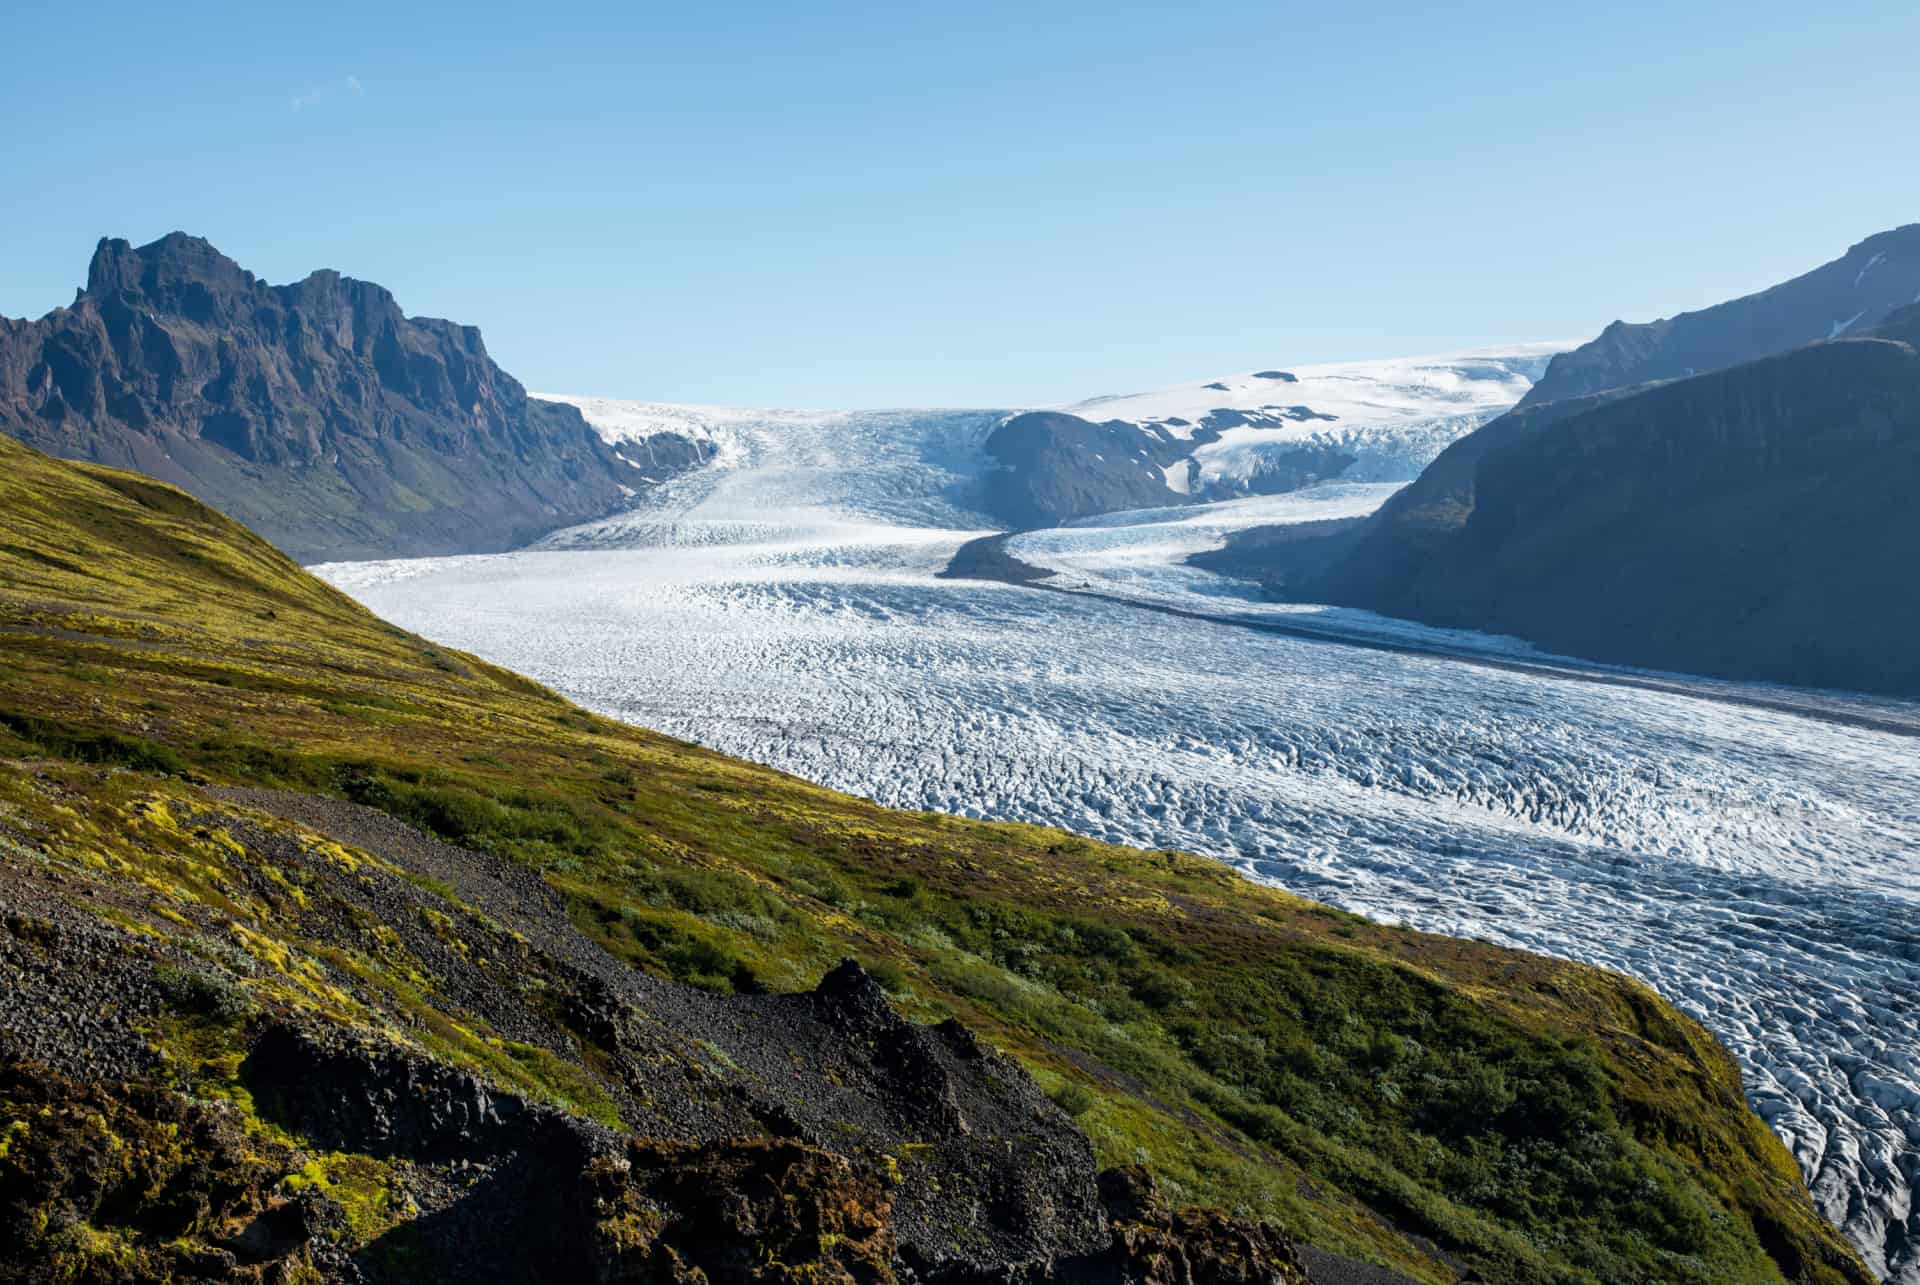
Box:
left=1061, top=344, right=1572, bottom=494
left=319, top=391, right=1920, bottom=1282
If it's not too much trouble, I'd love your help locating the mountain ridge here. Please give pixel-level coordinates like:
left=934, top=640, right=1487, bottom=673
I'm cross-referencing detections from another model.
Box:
left=1195, top=290, right=1920, bottom=694
left=0, top=232, right=705, bottom=562
left=976, top=346, right=1563, bottom=527
left=1520, top=224, right=1920, bottom=407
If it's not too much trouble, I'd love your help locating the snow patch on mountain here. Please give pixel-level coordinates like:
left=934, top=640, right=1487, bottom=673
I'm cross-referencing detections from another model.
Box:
left=1061, top=342, right=1572, bottom=495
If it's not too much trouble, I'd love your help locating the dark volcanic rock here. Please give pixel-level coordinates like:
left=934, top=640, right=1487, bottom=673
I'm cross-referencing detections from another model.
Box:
left=743, top=961, right=1111, bottom=1274
left=1009, top=1168, right=1309, bottom=1285
left=1521, top=223, right=1920, bottom=407
left=979, top=402, right=1357, bottom=528
left=0, top=1060, right=350, bottom=1283
left=980, top=412, right=1189, bottom=527
left=1231, top=445, right=1356, bottom=496
left=1226, top=309, right=1920, bottom=694
left=0, top=233, right=703, bottom=561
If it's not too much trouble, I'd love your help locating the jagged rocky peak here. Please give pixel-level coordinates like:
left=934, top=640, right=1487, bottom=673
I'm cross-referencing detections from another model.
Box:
left=84, top=231, right=262, bottom=313
left=813, top=956, right=895, bottom=1026
left=0, top=232, right=710, bottom=561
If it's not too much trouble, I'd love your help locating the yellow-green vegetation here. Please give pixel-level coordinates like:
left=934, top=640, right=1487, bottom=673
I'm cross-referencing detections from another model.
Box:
left=280, top=1153, right=406, bottom=1242
left=0, top=436, right=1871, bottom=1284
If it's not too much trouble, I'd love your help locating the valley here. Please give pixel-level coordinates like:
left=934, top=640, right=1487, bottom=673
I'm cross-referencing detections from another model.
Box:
left=319, top=393, right=1920, bottom=1283
left=7, top=10, right=1915, bottom=1281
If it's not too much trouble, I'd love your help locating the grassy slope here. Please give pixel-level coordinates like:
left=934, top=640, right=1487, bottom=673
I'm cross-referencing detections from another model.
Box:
left=0, top=436, right=1869, bottom=1284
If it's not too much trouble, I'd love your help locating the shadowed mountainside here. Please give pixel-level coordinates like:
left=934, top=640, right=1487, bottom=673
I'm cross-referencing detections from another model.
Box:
left=0, top=436, right=1871, bottom=1283
left=0, top=233, right=704, bottom=562
left=1197, top=304, right=1920, bottom=695
left=980, top=411, right=1189, bottom=526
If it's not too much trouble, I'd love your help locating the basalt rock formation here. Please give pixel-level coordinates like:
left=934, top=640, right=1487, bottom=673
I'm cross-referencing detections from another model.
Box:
left=0, top=233, right=704, bottom=561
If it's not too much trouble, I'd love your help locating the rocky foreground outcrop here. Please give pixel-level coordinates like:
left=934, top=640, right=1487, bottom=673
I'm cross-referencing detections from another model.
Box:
left=0, top=233, right=704, bottom=561
left=0, top=763, right=1306, bottom=1283
left=1, top=922, right=1306, bottom=1285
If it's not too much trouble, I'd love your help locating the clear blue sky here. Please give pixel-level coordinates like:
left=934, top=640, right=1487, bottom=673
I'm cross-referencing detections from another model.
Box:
left=5, top=1, right=1917, bottom=407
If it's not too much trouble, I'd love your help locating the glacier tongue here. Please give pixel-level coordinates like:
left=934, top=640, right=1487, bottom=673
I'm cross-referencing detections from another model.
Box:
left=319, top=362, right=1920, bottom=1283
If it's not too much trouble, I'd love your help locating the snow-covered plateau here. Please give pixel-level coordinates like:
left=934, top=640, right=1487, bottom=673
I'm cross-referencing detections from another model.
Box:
left=1060, top=343, right=1570, bottom=494
left=319, top=378, right=1920, bottom=1283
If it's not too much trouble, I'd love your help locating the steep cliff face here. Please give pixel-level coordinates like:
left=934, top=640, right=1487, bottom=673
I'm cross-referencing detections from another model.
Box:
left=1194, top=389, right=1632, bottom=603
left=1520, top=223, right=1920, bottom=407
left=0, top=233, right=703, bottom=561
left=1432, top=331, right=1920, bottom=690
left=1210, top=312, right=1920, bottom=694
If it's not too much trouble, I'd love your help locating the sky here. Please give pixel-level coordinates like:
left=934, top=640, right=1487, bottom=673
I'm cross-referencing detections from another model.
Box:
left=4, top=1, right=1918, bottom=408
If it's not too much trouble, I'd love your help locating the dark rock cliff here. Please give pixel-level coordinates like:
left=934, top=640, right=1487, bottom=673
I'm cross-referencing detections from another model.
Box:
left=978, top=412, right=1356, bottom=530
left=1202, top=309, right=1920, bottom=694
left=0, top=233, right=703, bottom=561
left=980, top=412, right=1191, bottom=528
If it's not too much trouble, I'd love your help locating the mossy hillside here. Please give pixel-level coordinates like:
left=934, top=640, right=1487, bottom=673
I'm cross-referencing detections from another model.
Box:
left=0, top=437, right=1870, bottom=1284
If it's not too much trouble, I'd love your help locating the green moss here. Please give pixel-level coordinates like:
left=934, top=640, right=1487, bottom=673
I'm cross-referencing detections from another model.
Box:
left=504, top=1041, right=626, bottom=1130
left=280, top=1152, right=405, bottom=1242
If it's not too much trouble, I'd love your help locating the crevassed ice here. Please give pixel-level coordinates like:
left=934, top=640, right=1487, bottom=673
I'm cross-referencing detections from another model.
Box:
left=317, top=396, right=1920, bottom=1283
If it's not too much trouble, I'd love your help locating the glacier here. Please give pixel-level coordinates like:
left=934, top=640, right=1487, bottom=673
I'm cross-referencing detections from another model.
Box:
left=1060, top=343, right=1570, bottom=495
left=318, top=377, right=1920, bottom=1283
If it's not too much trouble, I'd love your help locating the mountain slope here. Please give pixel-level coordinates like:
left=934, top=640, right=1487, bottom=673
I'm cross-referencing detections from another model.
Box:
left=1521, top=223, right=1920, bottom=407
left=1204, top=309, right=1920, bottom=694
left=0, top=436, right=1870, bottom=1283
left=1191, top=389, right=1632, bottom=602
left=0, top=233, right=704, bottom=561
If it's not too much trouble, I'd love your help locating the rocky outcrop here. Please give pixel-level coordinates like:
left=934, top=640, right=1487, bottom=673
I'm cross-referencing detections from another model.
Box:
left=0, top=233, right=705, bottom=561
left=1, top=793, right=1224, bottom=1285
left=0, top=1061, right=354, bottom=1283
left=1521, top=223, right=1920, bottom=407
left=980, top=412, right=1191, bottom=528
left=0, top=1005, right=1303, bottom=1285
left=979, top=411, right=1360, bottom=530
